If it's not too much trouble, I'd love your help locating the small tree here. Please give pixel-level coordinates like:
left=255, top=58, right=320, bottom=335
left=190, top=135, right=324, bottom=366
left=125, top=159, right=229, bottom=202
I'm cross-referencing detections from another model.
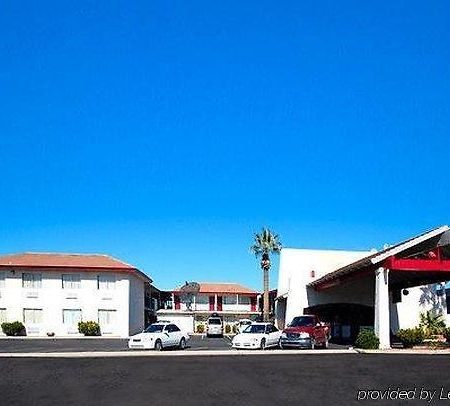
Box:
left=419, top=310, right=446, bottom=337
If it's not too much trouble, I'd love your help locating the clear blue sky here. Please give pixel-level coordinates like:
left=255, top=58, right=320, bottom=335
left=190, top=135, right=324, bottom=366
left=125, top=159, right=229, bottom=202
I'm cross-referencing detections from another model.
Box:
left=1, top=1, right=449, bottom=291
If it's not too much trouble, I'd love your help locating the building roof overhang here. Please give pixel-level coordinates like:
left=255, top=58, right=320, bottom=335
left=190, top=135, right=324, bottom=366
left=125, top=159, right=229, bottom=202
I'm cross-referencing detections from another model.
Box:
left=309, top=226, right=450, bottom=291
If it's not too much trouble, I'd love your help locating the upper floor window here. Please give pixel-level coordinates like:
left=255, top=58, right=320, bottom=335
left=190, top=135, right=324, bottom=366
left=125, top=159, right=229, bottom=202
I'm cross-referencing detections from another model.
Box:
left=238, top=295, right=251, bottom=305
left=62, top=274, right=81, bottom=289
left=97, top=274, right=115, bottom=290
left=223, top=295, right=237, bottom=305
left=0, top=272, right=5, bottom=288
left=22, top=273, right=42, bottom=289
left=195, top=295, right=209, bottom=305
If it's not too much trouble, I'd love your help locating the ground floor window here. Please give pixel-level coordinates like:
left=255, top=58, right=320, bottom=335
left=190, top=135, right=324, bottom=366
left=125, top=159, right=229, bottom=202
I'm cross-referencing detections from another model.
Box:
left=23, top=308, right=43, bottom=324
left=98, top=309, right=116, bottom=326
left=0, top=308, right=6, bottom=323
left=63, top=309, right=82, bottom=326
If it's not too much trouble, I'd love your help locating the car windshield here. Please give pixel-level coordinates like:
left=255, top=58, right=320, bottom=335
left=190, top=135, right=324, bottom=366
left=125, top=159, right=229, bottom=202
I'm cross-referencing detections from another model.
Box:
left=208, top=318, right=221, bottom=325
left=144, top=324, right=164, bottom=333
left=243, top=325, right=266, bottom=334
left=289, top=316, right=315, bottom=327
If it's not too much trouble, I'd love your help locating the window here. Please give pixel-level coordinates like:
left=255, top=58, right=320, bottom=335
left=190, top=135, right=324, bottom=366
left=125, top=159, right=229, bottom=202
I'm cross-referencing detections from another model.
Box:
left=238, top=295, right=251, bottom=305
left=62, top=274, right=81, bottom=289
left=167, top=324, right=180, bottom=332
left=23, top=308, right=43, bottom=324
left=0, top=272, right=5, bottom=288
left=195, top=295, right=209, bottom=305
left=266, top=324, right=278, bottom=333
left=98, top=309, right=116, bottom=325
left=63, top=309, right=82, bottom=325
left=22, top=273, right=42, bottom=289
left=222, top=295, right=237, bottom=305
left=97, top=275, right=115, bottom=290
left=0, top=309, right=6, bottom=323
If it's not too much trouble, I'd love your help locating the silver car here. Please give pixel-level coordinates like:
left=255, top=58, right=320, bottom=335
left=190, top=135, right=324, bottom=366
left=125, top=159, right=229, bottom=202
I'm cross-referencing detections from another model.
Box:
left=206, top=316, right=223, bottom=337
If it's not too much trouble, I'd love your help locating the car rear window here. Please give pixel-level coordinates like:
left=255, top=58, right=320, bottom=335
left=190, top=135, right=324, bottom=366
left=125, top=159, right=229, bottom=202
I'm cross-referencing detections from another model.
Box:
left=208, top=318, right=222, bottom=325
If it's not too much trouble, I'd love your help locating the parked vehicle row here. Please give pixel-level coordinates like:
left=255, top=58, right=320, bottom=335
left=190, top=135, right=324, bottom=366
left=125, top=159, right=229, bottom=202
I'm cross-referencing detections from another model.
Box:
left=128, top=314, right=330, bottom=351
left=232, top=315, right=331, bottom=350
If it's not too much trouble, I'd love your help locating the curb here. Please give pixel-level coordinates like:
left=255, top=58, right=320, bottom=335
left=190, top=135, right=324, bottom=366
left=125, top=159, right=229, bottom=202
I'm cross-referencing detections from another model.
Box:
left=354, top=348, right=450, bottom=355
left=0, top=349, right=358, bottom=358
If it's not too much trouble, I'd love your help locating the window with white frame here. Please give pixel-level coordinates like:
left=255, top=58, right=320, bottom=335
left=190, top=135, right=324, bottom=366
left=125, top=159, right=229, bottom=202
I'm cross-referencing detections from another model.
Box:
left=195, top=295, right=209, bottom=305
left=222, top=295, right=237, bottom=305
left=0, top=272, right=5, bottom=288
left=62, top=274, right=81, bottom=289
left=63, top=309, right=82, bottom=325
left=23, top=308, right=43, bottom=324
left=97, top=274, right=116, bottom=290
left=238, top=295, right=251, bottom=305
left=22, top=273, right=42, bottom=289
left=0, top=308, right=6, bottom=323
left=98, top=309, right=116, bottom=326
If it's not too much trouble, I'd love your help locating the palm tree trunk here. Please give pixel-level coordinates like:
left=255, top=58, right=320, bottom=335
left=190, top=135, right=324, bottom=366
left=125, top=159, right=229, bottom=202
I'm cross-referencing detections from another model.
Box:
left=263, top=268, right=269, bottom=321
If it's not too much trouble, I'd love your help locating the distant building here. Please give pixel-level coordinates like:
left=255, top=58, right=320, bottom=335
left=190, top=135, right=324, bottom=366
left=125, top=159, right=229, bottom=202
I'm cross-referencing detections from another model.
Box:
left=156, top=282, right=260, bottom=333
left=0, top=252, right=156, bottom=338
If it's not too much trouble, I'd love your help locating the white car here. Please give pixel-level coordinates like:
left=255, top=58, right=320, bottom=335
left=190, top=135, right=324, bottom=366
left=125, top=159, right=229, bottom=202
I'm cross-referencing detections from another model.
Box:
left=128, top=323, right=190, bottom=350
left=231, top=323, right=282, bottom=350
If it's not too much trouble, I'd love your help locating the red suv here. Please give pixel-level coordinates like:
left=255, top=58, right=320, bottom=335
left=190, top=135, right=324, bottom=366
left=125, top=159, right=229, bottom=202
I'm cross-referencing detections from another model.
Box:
left=280, top=315, right=330, bottom=349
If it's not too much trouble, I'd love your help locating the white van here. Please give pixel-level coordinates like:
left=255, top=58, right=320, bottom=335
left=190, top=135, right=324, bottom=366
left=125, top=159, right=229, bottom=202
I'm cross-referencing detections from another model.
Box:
left=206, top=315, right=223, bottom=337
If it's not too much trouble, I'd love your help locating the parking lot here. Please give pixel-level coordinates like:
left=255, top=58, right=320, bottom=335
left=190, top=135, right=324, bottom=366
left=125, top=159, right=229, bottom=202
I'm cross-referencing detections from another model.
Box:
left=0, top=336, right=347, bottom=353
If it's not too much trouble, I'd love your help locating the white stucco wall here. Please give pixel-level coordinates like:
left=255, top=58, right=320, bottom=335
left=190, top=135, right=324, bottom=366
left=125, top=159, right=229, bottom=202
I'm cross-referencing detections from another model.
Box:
left=0, top=269, right=145, bottom=338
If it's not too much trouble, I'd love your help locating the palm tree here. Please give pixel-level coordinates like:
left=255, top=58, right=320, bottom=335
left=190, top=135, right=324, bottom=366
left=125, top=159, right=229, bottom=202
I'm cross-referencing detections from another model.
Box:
left=250, top=227, right=282, bottom=321
left=419, top=310, right=446, bottom=337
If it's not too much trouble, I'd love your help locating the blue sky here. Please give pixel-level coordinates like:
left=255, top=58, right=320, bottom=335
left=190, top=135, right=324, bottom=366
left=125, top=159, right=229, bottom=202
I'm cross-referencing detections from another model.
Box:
left=1, top=1, right=449, bottom=290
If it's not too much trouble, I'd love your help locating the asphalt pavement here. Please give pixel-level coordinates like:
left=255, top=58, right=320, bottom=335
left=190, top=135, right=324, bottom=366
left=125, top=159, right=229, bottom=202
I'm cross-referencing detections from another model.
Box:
left=1, top=354, right=450, bottom=405
left=0, top=335, right=233, bottom=353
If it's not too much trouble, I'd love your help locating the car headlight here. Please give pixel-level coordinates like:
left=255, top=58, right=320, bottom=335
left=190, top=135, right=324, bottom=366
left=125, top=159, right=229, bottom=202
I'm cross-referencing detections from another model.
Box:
left=299, top=332, right=310, bottom=338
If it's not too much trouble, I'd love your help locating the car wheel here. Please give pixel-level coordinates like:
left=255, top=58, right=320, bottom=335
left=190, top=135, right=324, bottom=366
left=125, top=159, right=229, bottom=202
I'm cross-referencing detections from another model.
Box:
left=179, top=337, right=186, bottom=350
left=154, top=339, right=163, bottom=351
left=260, top=338, right=266, bottom=350
left=278, top=339, right=284, bottom=349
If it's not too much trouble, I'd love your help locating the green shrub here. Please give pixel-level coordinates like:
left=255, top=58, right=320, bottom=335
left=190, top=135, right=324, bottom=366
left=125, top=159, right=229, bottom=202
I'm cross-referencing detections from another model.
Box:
left=78, top=321, right=101, bottom=336
left=232, top=324, right=238, bottom=334
left=396, top=327, right=424, bottom=348
left=419, top=311, right=446, bottom=337
left=355, top=330, right=380, bottom=349
left=224, top=324, right=231, bottom=334
left=1, top=321, right=25, bottom=336
left=196, top=324, right=205, bottom=334
left=443, top=327, right=450, bottom=342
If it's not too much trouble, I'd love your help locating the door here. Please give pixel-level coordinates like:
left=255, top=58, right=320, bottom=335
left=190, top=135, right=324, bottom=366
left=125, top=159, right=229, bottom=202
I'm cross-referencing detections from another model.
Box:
left=217, top=296, right=223, bottom=311
left=209, top=296, right=215, bottom=311
left=267, top=324, right=280, bottom=346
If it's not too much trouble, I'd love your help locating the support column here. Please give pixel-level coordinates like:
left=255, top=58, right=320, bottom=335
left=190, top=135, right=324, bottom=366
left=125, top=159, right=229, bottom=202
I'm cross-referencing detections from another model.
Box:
left=374, top=267, right=390, bottom=349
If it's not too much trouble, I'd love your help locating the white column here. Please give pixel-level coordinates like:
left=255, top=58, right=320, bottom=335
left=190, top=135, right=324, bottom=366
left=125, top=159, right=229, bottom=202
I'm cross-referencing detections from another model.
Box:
left=374, top=267, right=390, bottom=349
